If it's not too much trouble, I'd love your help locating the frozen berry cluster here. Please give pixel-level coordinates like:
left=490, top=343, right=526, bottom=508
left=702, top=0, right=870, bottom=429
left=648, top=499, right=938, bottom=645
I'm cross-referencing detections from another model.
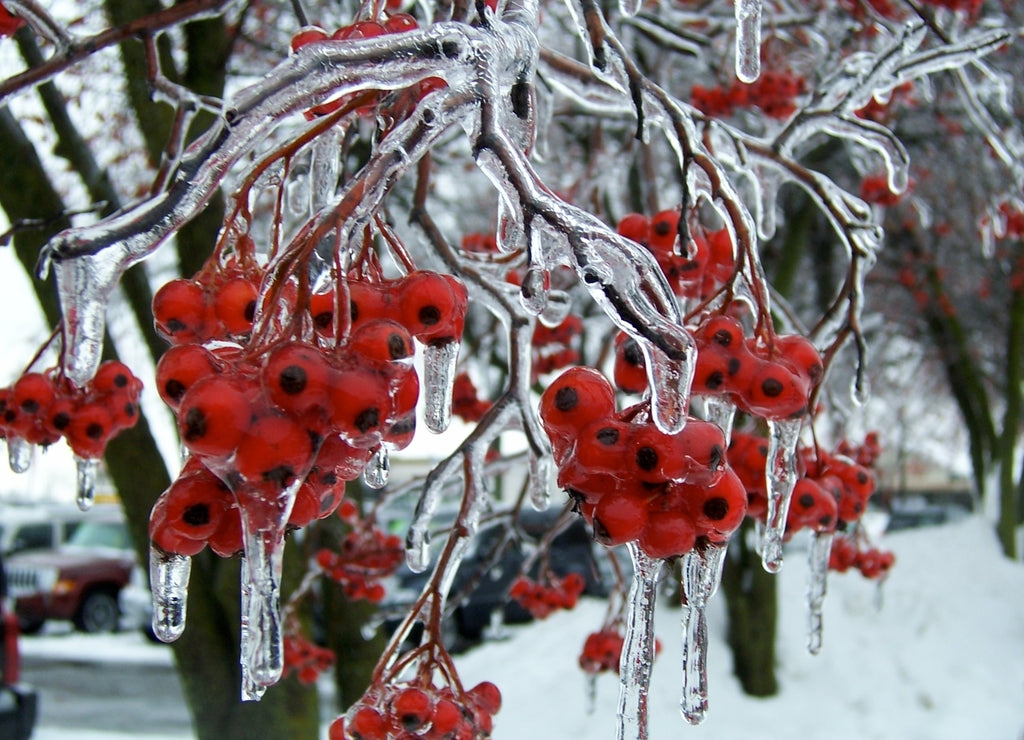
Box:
left=0, top=361, right=142, bottom=460
left=331, top=680, right=502, bottom=740
left=315, top=502, right=405, bottom=603
left=509, top=572, right=586, bottom=619
left=691, top=70, right=806, bottom=119
left=578, top=628, right=625, bottom=675
left=290, top=14, right=447, bottom=121
left=616, top=211, right=735, bottom=300
left=282, top=633, right=336, bottom=685
left=729, top=432, right=878, bottom=537
left=532, top=315, right=582, bottom=378
left=540, top=367, right=747, bottom=559
left=691, top=315, right=824, bottom=419
left=829, top=535, right=895, bottom=579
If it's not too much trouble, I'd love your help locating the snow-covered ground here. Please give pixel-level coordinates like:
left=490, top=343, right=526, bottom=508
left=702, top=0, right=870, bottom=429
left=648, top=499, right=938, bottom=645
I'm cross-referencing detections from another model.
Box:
left=26, top=514, right=1024, bottom=740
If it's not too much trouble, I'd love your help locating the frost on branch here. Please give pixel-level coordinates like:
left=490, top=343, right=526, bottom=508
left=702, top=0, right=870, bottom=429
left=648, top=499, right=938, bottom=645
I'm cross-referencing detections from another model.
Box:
left=6, top=0, right=1017, bottom=737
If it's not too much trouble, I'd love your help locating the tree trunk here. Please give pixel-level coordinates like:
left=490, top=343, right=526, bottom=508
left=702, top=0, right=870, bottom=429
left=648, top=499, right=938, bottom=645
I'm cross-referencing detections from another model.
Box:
left=720, top=521, right=778, bottom=696
left=996, top=276, right=1023, bottom=558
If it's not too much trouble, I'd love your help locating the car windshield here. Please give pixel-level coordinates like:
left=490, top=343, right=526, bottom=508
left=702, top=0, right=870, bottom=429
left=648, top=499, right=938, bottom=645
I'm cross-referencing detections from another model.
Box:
left=66, top=521, right=131, bottom=550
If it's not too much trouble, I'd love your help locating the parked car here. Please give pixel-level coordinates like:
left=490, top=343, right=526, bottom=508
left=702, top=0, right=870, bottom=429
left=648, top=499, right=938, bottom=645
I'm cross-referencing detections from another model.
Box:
left=5, top=509, right=135, bottom=634
left=0, top=503, right=93, bottom=556
left=380, top=506, right=610, bottom=650
left=0, top=552, right=38, bottom=740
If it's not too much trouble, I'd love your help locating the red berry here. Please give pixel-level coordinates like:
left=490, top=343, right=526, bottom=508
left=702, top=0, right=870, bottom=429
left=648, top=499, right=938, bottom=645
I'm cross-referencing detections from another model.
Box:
left=66, top=402, right=115, bottom=459
left=153, top=279, right=208, bottom=342
left=233, top=408, right=319, bottom=487
left=391, top=686, right=433, bottom=731
left=639, top=508, right=697, bottom=559
left=213, top=275, right=259, bottom=334
left=156, top=344, right=219, bottom=410
left=178, top=375, right=252, bottom=458
left=262, top=341, right=332, bottom=416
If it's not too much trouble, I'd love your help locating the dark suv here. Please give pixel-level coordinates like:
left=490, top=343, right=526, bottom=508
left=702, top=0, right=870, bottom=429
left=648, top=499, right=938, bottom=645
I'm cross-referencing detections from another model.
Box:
left=382, top=507, right=608, bottom=648
left=6, top=511, right=135, bottom=634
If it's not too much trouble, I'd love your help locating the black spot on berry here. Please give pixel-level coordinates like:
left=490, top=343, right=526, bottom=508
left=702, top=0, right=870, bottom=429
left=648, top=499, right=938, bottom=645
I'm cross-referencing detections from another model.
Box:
left=418, top=305, right=442, bottom=326
left=856, top=470, right=869, bottom=485
left=596, top=426, right=620, bottom=445
left=164, top=379, right=187, bottom=402
left=86, top=422, right=105, bottom=440
left=263, top=465, right=296, bottom=488
left=761, top=377, right=784, bottom=397
left=350, top=301, right=359, bottom=322
left=52, top=411, right=71, bottom=431
left=712, top=329, right=733, bottom=346
left=652, top=219, right=672, bottom=237
left=728, top=357, right=742, bottom=376
left=388, top=333, right=411, bottom=360
left=819, top=514, right=835, bottom=527
left=313, top=311, right=333, bottom=330
left=113, top=373, right=129, bottom=388
left=709, top=444, right=723, bottom=469
left=636, top=446, right=658, bottom=471
left=798, top=493, right=815, bottom=509
left=20, top=399, right=39, bottom=414
left=183, top=407, right=207, bottom=441
left=279, top=365, right=308, bottom=395
left=124, top=402, right=137, bottom=418
left=554, top=386, right=578, bottom=412
left=622, top=338, right=644, bottom=367
left=703, top=497, right=729, bottom=521
left=355, top=407, right=380, bottom=433
left=705, top=371, right=724, bottom=390
left=183, top=504, right=211, bottom=528
left=244, top=301, right=257, bottom=323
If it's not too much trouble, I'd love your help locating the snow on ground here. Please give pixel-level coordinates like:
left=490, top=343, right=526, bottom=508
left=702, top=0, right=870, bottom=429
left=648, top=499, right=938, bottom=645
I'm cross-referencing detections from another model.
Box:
left=25, top=514, right=1024, bottom=739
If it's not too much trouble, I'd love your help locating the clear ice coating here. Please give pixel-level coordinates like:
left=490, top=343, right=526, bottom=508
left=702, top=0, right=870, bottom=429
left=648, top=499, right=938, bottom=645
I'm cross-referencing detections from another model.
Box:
left=702, top=397, right=736, bottom=444
left=679, top=542, right=727, bottom=725
left=363, top=446, right=390, bottom=489
left=806, top=530, right=834, bottom=655
left=760, top=418, right=802, bottom=573
left=7, top=437, right=31, bottom=474
left=616, top=542, right=664, bottom=740
left=149, top=545, right=192, bottom=643
left=422, top=339, right=460, bottom=434
left=75, top=456, right=98, bottom=511
left=734, top=0, right=762, bottom=84
left=527, top=450, right=552, bottom=511
left=519, top=265, right=549, bottom=316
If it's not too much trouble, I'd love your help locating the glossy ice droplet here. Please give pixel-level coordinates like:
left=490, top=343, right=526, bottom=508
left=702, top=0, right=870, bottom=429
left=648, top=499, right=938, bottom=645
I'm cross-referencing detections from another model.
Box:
left=761, top=418, right=802, bottom=573
left=519, top=266, right=549, bottom=316
left=238, top=556, right=267, bottom=702
left=363, top=446, right=390, bottom=489
left=75, top=456, right=98, bottom=511
left=150, top=546, right=192, bottom=643
left=735, top=0, right=762, bottom=84
left=616, top=542, right=664, bottom=740
left=527, top=452, right=552, bottom=511
left=807, top=531, right=834, bottom=655
left=679, top=543, right=727, bottom=724
left=618, top=0, right=642, bottom=18
left=7, top=437, right=31, bottom=473
left=702, top=397, right=736, bottom=443
left=585, top=672, right=598, bottom=714
left=641, top=338, right=696, bottom=436
left=423, top=339, right=460, bottom=434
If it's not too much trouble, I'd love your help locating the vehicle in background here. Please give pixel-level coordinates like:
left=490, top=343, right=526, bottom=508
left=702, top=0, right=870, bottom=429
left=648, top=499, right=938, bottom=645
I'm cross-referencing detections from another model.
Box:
left=1, top=551, right=37, bottom=740
left=380, top=506, right=611, bottom=651
left=119, top=564, right=157, bottom=641
left=0, top=503, right=94, bottom=556
left=5, top=509, right=135, bottom=634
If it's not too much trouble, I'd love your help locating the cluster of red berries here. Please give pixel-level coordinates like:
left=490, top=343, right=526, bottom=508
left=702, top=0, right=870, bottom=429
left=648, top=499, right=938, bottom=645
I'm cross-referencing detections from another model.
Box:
left=282, top=633, right=336, bottom=684
left=691, top=70, right=806, bottom=119
left=829, top=535, right=895, bottom=580
left=330, top=680, right=502, bottom=740
left=451, top=372, right=492, bottom=423
left=532, top=315, right=582, bottom=378
left=290, top=14, right=446, bottom=121
left=315, top=504, right=405, bottom=603
left=540, top=367, right=747, bottom=559
left=0, top=361, right=142, bottom=459
left=578, top=628, right=626, bottom=675
left=995, top=200, right=1024, bottom=240
left=835, top=430, right=882, bottom=467
left=509, top=572, right=586, bottom=619
left=616, top=212, right=735, bottom=300
left=691, top=315, right=824, bottom=419
left=729, top=431, right=877, bottom=536
left=152, top=256, right=261, bottom=344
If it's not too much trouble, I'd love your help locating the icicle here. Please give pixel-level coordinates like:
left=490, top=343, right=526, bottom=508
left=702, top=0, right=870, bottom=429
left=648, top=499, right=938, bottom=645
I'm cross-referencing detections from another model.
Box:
left=309, top=125, right=342, bottom=216
left=679, top=543, right=727, bottom=725
left=363, top=446, right=390, bottom=489
left=734, top=0, right=762, bottom=84
left=238, top=556, right=266, bottom=702
left=806, top=530, right=834, bottom=655
left=7, top=437, right=31, bottom=473
left=527, top=451, right=551, bottom=511
left=639, top=340, right=695, bottom=436
left=519, top=265, right=549, bottom=316
left=538, top=290, right=571, bottom=328
left=585, top=672, right=599, bottom=715
left=616, top=542, right=663, bottom=740
left=702, top=397, right=736, bottom=443
left=618, top=0, right=642, bottom=19
left=75, top=456, right=98, bottom=511
left=761, top=418, right=802, bottom=573
left=422, top=339, right=460, bottom=434
left=149, top=546, right=192, bottom=643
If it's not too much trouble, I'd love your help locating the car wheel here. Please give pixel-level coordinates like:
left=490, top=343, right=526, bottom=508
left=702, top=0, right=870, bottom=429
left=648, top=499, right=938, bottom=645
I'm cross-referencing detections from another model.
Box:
left=74, top=590, right=120, bottom=633
left=17, top=617, right=45, bottom=635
